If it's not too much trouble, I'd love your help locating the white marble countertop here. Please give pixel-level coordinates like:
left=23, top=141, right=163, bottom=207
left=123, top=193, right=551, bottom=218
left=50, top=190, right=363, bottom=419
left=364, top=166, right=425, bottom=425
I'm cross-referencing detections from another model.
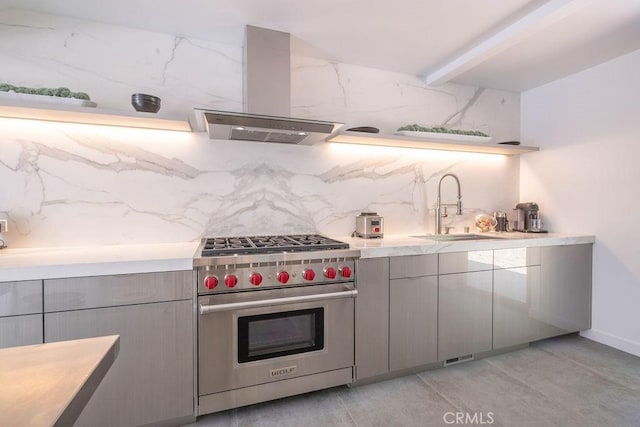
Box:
left=0, top=233, right=595, bottom=282
left=0, top=241, right=200, bottom=282
left=339, top=232, right=595, bottom=258
left=0, top=335, right=119, bottom=426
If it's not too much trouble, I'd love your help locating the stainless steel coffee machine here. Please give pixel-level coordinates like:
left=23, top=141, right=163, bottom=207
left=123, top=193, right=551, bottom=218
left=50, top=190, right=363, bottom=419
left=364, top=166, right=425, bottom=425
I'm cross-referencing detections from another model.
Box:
left=512, top=202, right=547, bottom=233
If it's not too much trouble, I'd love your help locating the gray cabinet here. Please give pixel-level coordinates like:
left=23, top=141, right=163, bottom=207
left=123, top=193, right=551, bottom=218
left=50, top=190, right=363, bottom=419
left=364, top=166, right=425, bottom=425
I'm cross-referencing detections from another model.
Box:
left=355, top=244, right=592, bottom=378
left=438, top=270, right=493, bottom=361
left=493, top=247, right=541, bottom=270
left=439, top=250, right=493, bottom=275
left=389, top=254, right=438, bottom=371
left=0, top=280, right=43, bottom=348
left=0, top=314, right=43, bottom=348
left=355, top=257, right=389, bottom=380
left=390, top=254, right=438, bottom=279
left=44, top=270, right=192, bottom=311
left=539, top=244, right=592, bottom=333
left=493, top=244, right=592, bottom=349
left=493, top=247, right=545, bottom=349
left=389, top=276, right=438, bottom=370
left=494, top=266, right=549, bottom=348
left=44, top=271, right=194, bottom=427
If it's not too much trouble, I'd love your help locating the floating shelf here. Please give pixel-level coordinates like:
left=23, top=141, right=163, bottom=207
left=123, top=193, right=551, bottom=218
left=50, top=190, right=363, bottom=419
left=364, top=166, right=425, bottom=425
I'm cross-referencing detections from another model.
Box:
left=326, top=131, right=539, bottom=155
left=0, top=97, right=191, bottom=132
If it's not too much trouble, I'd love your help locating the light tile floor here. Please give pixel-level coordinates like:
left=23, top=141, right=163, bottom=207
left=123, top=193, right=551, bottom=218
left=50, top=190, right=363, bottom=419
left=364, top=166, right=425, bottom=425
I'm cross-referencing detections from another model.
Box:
left=187, top=334, right=640, bottom=426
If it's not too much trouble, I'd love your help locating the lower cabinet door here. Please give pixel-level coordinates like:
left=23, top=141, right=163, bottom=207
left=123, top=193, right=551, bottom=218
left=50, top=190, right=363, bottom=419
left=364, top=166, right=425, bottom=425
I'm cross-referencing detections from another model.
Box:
left=45, top=300, right=193, bottom=427
left=389, top=276, right=437, bottom=371
left=540, top=244, right=592, bottom=333
left=355, top=257, right=390, bottom=380
left=493, top=266, right=565, bottom=348
left=0, top=314, right=43, bottom=348
left=438, top=271, right=493, bottom=361
left=494, top=245, right=593, bottom=349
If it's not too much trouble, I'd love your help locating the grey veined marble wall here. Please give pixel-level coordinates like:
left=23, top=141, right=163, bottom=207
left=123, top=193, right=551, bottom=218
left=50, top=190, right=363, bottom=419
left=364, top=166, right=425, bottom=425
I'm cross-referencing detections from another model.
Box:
left=0, top=9, right=520, bottom=248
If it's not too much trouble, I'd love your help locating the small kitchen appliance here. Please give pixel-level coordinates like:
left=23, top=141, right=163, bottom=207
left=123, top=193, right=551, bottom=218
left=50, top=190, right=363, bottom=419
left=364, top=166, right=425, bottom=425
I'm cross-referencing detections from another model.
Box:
left=494, top=211, right=508, bottom=232
left=512, top=202, right=547, bottom=233
left=355, top=212, right=384, bottom=238
left=193, top=234, right=359, bottom=415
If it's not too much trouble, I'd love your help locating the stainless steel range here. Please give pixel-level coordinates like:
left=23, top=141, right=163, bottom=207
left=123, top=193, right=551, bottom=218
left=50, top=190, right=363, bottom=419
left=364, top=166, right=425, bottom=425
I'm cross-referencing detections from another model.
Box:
left=193, top=234, right=360, bottom=415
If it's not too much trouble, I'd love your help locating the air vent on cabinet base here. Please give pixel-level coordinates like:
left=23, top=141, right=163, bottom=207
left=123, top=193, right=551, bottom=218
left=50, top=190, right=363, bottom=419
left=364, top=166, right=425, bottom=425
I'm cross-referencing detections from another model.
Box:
left=443, top=354, right=474, bottom=367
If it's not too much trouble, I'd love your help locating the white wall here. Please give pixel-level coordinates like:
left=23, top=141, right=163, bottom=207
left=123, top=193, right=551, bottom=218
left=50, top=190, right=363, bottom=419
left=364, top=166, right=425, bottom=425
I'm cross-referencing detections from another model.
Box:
left=0, top=9, right=520, bottom=248
left=521, top=48, right=640, bottom=356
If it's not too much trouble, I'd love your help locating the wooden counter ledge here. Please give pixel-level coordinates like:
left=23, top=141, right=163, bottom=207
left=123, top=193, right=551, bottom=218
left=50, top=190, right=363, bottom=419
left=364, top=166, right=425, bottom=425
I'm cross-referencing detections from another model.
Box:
left=0, top=335, right=120, bottom=426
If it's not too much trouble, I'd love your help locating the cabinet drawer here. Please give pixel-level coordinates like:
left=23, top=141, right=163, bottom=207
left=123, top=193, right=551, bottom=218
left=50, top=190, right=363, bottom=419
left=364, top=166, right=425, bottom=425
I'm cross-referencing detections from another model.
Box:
left=0, top=314, right=43, bottom=348
left=439, top=251, right=493, bottom=274
left=0, top=280, right=42, bottom=316
left=44, top=271, right=193, bottom=312
left=390, top=254, right=438, bottom=279
left=494, top=247, right=541, bottom=269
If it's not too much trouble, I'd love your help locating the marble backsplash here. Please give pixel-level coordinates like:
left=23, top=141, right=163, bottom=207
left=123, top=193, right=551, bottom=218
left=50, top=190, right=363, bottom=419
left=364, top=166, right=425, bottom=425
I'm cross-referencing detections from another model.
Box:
left=0, top=9, right=520, bottom=248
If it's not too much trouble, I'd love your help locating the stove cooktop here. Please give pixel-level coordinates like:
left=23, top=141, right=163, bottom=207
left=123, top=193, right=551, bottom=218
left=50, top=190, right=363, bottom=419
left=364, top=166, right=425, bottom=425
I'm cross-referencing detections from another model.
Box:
left=200, top=234, right=350, bottom=257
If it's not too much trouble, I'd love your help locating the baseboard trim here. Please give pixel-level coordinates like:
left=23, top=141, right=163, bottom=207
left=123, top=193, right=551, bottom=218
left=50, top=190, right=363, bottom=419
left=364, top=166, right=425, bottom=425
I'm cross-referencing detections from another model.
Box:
left=580, top=329, right=640, bottom=357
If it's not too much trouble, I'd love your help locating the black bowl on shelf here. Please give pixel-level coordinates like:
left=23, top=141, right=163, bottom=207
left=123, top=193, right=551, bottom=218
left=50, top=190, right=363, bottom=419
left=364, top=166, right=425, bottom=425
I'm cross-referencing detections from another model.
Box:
left=131, top=93, right=161, bottom=113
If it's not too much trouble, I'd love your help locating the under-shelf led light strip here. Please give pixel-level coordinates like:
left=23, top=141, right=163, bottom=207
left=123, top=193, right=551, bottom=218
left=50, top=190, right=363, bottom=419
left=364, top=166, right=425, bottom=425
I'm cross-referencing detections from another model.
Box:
left=0, top=103, right=191, bottom=133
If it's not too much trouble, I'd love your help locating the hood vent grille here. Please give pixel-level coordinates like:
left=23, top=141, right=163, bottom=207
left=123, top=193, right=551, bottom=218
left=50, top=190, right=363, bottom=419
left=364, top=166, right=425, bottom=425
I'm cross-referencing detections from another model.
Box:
left=231, top=128, right=304, bottom=144
left=191, top=109, right=341, bottom=145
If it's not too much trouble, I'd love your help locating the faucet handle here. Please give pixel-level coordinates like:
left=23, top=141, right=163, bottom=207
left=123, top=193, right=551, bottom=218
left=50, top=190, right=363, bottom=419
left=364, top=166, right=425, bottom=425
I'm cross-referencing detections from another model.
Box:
left=441, top=206, right=448, bottom=218
left=444, top=226, right=455, bottom=235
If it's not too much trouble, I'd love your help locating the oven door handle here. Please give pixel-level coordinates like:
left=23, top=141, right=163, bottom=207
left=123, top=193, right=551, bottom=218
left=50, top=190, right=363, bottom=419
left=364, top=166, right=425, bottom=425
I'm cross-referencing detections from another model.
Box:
left=199, top=289, right=358, bottom=315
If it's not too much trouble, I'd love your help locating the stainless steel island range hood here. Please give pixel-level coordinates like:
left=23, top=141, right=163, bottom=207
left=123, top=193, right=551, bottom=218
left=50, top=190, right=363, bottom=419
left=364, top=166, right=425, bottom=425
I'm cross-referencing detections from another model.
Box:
left=190, top=26, right=343, bottom=145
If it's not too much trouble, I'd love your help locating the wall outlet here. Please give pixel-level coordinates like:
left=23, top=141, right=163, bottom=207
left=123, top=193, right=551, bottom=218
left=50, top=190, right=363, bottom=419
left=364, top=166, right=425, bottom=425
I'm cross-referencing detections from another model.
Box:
left=0, top=219, right=7, bottom=233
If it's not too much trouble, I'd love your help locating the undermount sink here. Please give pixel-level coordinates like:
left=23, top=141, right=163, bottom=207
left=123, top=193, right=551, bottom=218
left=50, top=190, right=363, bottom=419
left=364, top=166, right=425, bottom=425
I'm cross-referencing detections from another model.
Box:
left=410, top=234, right=503, bottom=241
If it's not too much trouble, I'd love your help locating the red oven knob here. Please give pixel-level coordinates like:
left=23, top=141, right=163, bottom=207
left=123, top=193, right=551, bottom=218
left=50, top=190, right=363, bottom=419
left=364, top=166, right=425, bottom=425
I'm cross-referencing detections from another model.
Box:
left=277, top=271, right=290, bottom=284
left=339, top=266, right=352, bottom=278
left=324, top=267, right=337, bottom=279
left=302, top=268, right=316, bottom=281
left=203, top=275, right=218, bottom=290
left=250, top=272, right=263, bottom=286
left=224, top=274, right=238, bottom=288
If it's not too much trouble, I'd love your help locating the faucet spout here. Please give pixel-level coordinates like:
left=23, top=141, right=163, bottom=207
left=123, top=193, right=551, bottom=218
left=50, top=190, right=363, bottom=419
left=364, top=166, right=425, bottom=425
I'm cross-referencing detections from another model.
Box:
left=435, top=173, right=463, bottom=234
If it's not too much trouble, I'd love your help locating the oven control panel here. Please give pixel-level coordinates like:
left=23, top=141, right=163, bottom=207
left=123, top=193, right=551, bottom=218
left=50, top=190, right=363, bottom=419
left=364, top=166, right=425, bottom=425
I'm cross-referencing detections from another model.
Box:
left=197, top=259, right=356, bottom=294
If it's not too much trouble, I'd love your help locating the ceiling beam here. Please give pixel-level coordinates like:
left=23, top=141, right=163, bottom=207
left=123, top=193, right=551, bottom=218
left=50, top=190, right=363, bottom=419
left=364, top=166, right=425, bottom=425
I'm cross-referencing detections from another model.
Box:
left=425, top=0, right=586, bottom=86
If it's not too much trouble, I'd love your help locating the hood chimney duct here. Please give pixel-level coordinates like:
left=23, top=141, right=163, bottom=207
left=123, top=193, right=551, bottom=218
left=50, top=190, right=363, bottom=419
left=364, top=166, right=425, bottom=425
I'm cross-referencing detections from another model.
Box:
left=244, top=25, right=291, bottom=116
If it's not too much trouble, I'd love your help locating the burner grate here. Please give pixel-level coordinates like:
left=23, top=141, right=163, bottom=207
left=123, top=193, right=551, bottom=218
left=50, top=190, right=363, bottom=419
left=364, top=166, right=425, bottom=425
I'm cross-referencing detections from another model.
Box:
left=201, top=234, right=349, bottom=256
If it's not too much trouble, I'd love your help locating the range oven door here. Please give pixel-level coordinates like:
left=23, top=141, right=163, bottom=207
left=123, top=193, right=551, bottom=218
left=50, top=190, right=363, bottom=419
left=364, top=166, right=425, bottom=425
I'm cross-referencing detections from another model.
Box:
left=198, top=283, right=356, bottom=396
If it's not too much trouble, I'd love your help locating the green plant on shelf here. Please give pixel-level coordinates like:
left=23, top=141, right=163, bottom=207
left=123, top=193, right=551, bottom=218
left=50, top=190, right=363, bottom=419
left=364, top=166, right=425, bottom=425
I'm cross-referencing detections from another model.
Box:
left=0, top=82, right=91, bottom=100
left=398, top=124, right=489, bottom=137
